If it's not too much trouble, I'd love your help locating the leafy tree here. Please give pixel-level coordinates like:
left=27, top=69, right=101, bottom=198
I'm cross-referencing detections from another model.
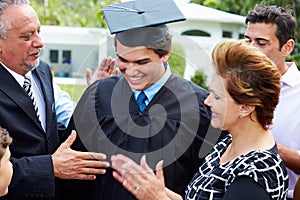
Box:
left=190, top=69, right=208, bottom=90
left=31, top=0, right=119, bottom=27
left=31, top=0, right=300, bottom=70
left=191, top=0, right=260, bottom=15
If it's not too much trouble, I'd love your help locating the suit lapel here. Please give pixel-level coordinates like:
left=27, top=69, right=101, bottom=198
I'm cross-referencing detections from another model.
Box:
left=34, top=62, right=55, bottom=134
left=0, top=64, right=44, bottom=132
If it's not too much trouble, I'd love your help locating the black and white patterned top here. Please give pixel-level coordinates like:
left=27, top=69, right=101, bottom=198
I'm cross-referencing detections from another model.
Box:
left=185, top=134, right=288, bottom=200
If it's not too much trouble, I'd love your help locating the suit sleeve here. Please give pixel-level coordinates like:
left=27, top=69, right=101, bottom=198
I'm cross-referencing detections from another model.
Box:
left=8, top=155, right=56, bottom=198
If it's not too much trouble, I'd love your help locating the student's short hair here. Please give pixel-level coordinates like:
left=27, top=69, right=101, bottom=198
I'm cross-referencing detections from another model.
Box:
left=114, top=32, right=172, bottom=58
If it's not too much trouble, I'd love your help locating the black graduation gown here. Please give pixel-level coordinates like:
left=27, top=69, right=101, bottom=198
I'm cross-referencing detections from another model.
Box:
left=61, top=75, right=221, bottom=200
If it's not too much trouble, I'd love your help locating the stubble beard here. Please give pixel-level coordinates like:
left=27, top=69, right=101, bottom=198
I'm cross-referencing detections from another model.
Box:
left=24, top=59, right=39, bottom=72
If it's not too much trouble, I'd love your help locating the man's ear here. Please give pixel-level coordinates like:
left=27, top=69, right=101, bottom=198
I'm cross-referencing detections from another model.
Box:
left=161, top=49, right=172, bottom=63
left=281, top=39, right=294, bottom=57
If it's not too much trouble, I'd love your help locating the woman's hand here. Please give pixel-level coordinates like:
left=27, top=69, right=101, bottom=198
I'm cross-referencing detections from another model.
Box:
left=111, top=154, right=172, bottom=200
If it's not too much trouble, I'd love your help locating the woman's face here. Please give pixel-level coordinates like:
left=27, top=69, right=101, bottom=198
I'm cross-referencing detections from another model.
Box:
left=204, top=74, right=241, bottom=130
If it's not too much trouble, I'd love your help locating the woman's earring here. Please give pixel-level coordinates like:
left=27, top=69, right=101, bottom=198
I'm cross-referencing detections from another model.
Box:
left=239, top=113, right=243, bottom=119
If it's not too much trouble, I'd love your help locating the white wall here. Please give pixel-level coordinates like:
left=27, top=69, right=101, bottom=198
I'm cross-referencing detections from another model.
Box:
left=40, top=25, right=109, bottom=78
left=169, top=19, right=245, bottom=83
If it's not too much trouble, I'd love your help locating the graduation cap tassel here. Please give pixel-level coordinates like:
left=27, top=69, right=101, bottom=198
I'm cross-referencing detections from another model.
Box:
left=103, top=5, right=145, bottom=14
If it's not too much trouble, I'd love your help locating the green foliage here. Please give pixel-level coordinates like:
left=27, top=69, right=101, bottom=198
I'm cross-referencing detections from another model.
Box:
left=168, top=43, right=186, bottom=77
left=31, top=0, right=120, bottom=27
left=32, top=0, right=300, bottom=68
left=288, top=43, right=300, bottom=70
left=190, top=69, right=208, bottom=90
left=190, top=0, right=295, bottom=16
left=58, top=84, right=87, bottom=102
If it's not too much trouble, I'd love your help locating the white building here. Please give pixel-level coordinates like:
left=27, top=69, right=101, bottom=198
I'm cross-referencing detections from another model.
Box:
left=40, top=1, right=246, bottom=83
left=40, top=25, right=109, bottom=78
left=170, top=1, right=246, bottom=81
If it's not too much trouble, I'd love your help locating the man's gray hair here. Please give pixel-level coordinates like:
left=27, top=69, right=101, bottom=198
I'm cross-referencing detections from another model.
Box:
left=0, top=0, right=30, bottom=39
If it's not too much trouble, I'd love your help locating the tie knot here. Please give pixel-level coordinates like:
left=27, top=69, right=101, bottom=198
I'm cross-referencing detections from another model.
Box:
left=136, top=91, right=147, bottom=112
left=137, top=91, right=147, bottom=102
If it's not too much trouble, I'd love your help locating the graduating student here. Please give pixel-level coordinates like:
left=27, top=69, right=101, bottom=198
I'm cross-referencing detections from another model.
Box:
left=62, top=0, right=220, bottom=199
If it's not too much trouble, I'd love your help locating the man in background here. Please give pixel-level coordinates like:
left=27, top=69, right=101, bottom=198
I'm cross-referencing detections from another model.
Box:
left=245, top=5, right=300, bottom=199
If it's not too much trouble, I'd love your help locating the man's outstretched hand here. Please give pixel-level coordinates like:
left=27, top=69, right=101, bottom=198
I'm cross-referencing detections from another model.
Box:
left=52, top=130, right=110, bottom=180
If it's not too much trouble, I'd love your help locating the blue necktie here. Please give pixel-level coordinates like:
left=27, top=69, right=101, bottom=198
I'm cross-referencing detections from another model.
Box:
left=136, top=91, right=147, bottom=112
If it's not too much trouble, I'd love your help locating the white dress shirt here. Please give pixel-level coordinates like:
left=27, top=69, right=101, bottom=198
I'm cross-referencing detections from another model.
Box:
left=270, top=62, right=300, bottom=198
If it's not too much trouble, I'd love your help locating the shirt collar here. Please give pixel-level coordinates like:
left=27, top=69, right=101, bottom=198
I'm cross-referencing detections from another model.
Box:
left=281, top=62, right=299, bottom=87
left=0, top=61, right=33, bottom=87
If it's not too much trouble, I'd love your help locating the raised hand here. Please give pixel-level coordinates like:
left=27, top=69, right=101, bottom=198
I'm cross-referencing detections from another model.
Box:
left=86, top=56, right=118, bottom=85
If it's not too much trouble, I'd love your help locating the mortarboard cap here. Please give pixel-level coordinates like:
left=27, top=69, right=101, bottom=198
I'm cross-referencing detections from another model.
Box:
left=102, top=0, right=186, bottom=46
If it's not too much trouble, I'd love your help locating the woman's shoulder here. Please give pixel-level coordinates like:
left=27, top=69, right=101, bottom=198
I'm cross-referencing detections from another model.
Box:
left=242, top=145, right=282, bottom=167
left=230, top=145, right=285, bottom=174
left=226, top=146, right=288, bottom=199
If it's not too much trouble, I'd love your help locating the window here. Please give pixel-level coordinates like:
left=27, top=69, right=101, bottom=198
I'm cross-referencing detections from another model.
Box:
left=222, top=31, right=232, bottom=38
left=62, top=50, right=71, bottom=64
left=49, top=50, right=59, bottom=63
left=239, top=33, right=245, bottom=39
left=182, top=30, right=211, bottom=37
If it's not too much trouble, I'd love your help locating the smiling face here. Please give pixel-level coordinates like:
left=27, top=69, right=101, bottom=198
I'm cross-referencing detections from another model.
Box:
left=0, top=147, right=13, bottom=196
left=204, top=74, right=242, bottom=131
left=0, top=4, right=43, bottom=75
left=116, top=40, right=168, bottom=91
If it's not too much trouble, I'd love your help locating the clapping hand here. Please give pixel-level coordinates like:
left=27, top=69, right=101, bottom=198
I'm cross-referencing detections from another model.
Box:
left=111, top=154, right=170, bottom=200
